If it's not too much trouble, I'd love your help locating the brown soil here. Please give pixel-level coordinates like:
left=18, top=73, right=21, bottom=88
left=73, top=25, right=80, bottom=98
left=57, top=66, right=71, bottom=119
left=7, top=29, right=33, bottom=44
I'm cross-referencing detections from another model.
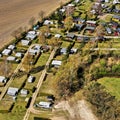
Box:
left=0, top=0, right=70, bottom=48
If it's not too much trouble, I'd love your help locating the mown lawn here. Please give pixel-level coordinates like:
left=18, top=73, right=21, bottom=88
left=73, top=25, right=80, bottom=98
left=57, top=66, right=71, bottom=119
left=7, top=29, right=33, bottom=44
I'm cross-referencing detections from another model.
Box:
left=98, top=77, right=120, bottom=100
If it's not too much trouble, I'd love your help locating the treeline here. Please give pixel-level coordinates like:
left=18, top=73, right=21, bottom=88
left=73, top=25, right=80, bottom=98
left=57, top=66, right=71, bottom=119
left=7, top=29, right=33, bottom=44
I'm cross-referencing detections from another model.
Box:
left=84, top=82, right=120, bottom=120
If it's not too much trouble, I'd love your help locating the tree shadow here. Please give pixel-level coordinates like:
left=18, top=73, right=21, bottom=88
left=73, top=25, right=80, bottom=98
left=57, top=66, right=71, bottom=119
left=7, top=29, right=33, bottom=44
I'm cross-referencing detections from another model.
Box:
left=30, top=65, right=45, bottom=74
left=34, top=117, right=51, bottom=120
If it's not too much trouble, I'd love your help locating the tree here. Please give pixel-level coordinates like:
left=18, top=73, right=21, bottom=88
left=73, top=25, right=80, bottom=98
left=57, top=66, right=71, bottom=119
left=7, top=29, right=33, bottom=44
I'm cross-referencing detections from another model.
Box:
left=95, top=24, right=105, bottom=37
left=38, top=10, right=45, bottom=21
left=29, top=17, right=36, bottom=27
left=64, top=16, right=73, bottom=32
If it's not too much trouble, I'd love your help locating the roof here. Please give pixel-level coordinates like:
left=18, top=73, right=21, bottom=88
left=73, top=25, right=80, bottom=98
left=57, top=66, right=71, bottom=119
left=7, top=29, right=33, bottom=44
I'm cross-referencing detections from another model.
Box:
left=85, top=26, right=95, bottom=30
left=2, top=49, right=12, bottom=55
left=60, top=48, right=67, bottom=54
left=0, top=76, right=7, bottom=83
left=55, top=34, right=61, bottom=38
left=86, top=20, right=97, bottom=24
left=106, top=27, right=112, bottom=34
left=7, top=87, right=19, bottom=96
left=26, top=34, right=37, bottom=40
left=39, top=101, right=51, bottom=108
left=7, top=56, right=16, bottom=61
left=28, top=76, right=35, bottom=83
left=51, top=60, right=62, bottom=66
left=66, top=33, right=75, bottom=38
left=43, top=20, right=53, bottom=25
left=20, top=89, right=28, bottom=95
left=8, top=45, right=15, bottom=50
left=73, top=18, right=85, bottom=23
left=15, top=52, right=23, bottom=58
left=113, top=15, right=120, bottom=20
left=21, top=40, right=30, bottom=46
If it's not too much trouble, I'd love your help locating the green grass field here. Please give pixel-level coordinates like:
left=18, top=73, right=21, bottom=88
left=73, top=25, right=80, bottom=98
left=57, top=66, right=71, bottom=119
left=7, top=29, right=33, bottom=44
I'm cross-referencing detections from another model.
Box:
left=98, top=77, right=120, bottom=100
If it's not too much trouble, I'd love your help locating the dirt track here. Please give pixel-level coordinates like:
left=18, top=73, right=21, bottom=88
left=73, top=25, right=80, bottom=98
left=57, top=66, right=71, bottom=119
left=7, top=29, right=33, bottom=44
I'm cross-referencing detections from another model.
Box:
left=0, top=0, right=70, bottom=47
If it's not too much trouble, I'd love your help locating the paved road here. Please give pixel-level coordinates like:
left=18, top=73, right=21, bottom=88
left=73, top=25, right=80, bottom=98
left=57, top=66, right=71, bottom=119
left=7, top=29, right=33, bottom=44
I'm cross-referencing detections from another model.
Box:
left=0, top=44, right=39, bottom=101
left=23, top=47, right=58, bottom=120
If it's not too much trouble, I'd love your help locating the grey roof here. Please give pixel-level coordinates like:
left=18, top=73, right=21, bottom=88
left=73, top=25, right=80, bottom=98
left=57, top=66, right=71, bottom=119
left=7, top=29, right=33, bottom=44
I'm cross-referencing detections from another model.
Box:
left=86, top=20, right=96, bottom=24
left=106, top=27, right=112, bottom=34
left=7, top=87, right=19, bottom=96
left=85, top=26, right=95, bottom=31
left=20, top=89, right=28, bottom=95
left=113, top=15, right=120, bottom=20
left=66, top=33, right=75, bottom=38
left=15, top=52, right=23, bottom=58
left=60, top=48, right=67, bottom=54
left=8, top=45, right=15, bottom=50
left=28, top=76, right=35, bottom=83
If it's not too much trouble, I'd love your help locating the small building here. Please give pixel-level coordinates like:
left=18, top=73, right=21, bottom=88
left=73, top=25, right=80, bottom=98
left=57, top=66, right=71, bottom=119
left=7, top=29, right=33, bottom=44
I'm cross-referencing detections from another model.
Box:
left=26, top=34, right=37, bottom=40
left=43, top=20, right=53, bottom=25
left=55, top=34, right=61, bottom=38
left=75, top=24, right=84, bottom=31
left=2, top=49, right=12, bottom=56
left=73, top=18, right=85, bottom=24
left=28, top=76, right=35, bottom=83
left=7, top=87, right=19, bottom=96
left=112, top=15, right=120, bottom=22
left=85, top=26, right=95, bottom=32
left=0, top=76, right=7, bottom=83
left=20, top=89, right=28, bottom=96
left=38, top=101, right=52, bottom=109
left=86, top=20, right=97, bottom=26
left=51, top=60, right=62, bottom=67
left=33, top=45, right=41, bottom=50
left=60, top=48, right=67, bottom=55
left=8, top=45, right=15, bottom=50
left=70, top=48, right=78, bottom=54
left=7, top=56, right=16, bottom=61
left=15, top=52, right=23, bottom=58
left=21, top=40, right=30, bottom=46
left=106, top=27, right=112, bottom=34
left=28, top=48, right=40, bottom=55
left=66, top=33, right=75, bottom=40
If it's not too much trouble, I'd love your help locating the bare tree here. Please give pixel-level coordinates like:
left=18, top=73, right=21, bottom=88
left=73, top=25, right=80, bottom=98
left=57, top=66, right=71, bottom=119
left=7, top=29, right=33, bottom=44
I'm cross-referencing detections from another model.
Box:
left=38, top=10, right=45, bottom=21
left=29, top=17, right=36, bottom=27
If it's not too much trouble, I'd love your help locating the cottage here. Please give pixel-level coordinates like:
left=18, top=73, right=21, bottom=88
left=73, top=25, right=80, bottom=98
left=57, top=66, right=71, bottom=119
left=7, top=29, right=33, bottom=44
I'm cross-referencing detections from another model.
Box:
left=7, top=87, right=19, bottom=96
left=8, top=45, right=15, bottom=50
left=2, top=49, right=12, bottom=56
left=51, top=60, right=62, bottom=67
left=20, top=89, right=28, bottom=96
left=38, top=101, right=52, bottom=109
left=28, top=76, right=35, bottom=83
left=60, top=48, right=67, bottom=55
left=26, top=34, right=37, bottom=40
left=0, top=76, right=7, bottom=83
left=33, top=45, right=41, bottom=50
left=28, top=48, right=40, bottom=55
left=21, top=40, right=30, bottom=46
left=7, top=56, right=16, bottom=61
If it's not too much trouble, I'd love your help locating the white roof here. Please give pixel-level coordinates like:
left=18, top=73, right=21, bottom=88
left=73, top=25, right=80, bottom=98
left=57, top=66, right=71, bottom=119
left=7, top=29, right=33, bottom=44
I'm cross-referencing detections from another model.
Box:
left=55, top=34, right=61, bottom=38
left=39, top=101, right=51, bottom=108
left=67, top=3, right=75, bottom=7
left=7, top=56, right=16, bottom=61
left=15, top=52, right=22, bottom=57
left=28, top=48, right=40, bottom=55
left=44, top=20, right=53, bottom=25
left=2, top=49, right=11, bottom=55
left=0, top=76, right=6, bottom=83
left=28, top=31, right=36, bottom=35
left=21, top=40, right=30, bottom=46
left=20, top=89, right=28, bottom=95
left=8, top=45, right=15, bottom=50
left=51, top=60, right=62, bottom=66
left=26, top=34, right=37, bottom=40
left=71, top=48, right=78, bottom=53
left=86, top=20, right=96, bottom=24
left=7, top=87, right=19, bottom=96
left=28, top=76, right=34, bottom=82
